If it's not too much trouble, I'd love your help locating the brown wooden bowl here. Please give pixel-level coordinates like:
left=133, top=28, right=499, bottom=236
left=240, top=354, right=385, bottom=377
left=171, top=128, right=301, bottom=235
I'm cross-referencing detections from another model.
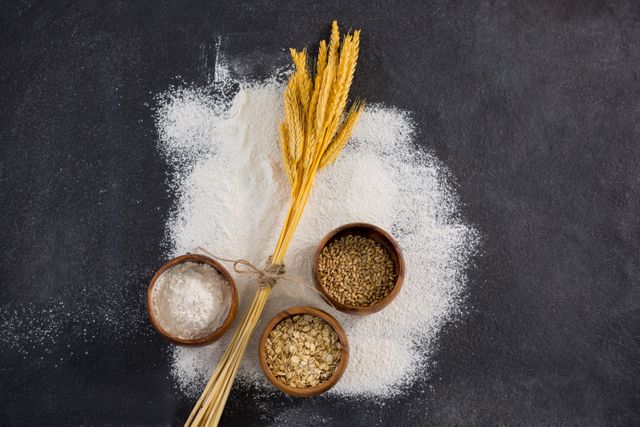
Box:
left=258, top=306, right=349, bottom=397
left=147, top=253, right=238, bottom=346
left=312, top=222, right=405, bottom=315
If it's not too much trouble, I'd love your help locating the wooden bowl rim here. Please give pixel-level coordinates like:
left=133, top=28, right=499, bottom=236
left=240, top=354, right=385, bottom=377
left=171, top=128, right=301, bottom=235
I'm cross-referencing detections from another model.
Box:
left=147, top=253, right=238, bottom=346
left=258, top=306, right=349, bottom=397
left=312, top=222, right=405, bottom=315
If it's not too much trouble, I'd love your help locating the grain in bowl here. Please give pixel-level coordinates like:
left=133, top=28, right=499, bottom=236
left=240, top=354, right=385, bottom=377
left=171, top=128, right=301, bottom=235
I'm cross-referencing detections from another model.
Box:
left=259, top=307, right=349, bottom=397
left=313, top=223, right=404, bottom=314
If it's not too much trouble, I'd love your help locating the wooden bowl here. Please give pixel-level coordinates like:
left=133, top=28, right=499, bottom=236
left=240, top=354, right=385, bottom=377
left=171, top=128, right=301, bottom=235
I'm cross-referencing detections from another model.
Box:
left=147, top=253, right=238, bottom=346
left=258, top=306, right=349, bottom=397
left=312, top=222, right=405, bottom=315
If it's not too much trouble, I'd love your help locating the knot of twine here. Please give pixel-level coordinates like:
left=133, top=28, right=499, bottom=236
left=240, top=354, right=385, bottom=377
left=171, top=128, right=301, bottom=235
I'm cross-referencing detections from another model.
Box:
left=195, top=247, right=334, bottom=308
left=197, top=247, right=285, bottom=289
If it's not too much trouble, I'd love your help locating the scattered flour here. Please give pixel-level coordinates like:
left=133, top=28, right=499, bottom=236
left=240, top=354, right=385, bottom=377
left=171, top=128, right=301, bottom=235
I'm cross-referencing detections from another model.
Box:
left=156, top=62, right=478, bottom=398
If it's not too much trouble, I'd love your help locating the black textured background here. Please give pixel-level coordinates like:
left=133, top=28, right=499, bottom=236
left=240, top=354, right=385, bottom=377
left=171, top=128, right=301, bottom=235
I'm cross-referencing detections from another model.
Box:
left=1, top=1, right=639, bottom=425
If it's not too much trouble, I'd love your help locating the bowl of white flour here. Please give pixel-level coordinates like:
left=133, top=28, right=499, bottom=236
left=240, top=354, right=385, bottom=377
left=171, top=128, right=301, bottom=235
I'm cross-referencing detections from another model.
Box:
left=147, top=254, right=238, bottom=346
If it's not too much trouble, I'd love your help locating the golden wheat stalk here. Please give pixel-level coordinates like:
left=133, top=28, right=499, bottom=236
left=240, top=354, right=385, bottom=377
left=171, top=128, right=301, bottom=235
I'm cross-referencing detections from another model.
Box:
left=185, top=21, right=363, bottom=427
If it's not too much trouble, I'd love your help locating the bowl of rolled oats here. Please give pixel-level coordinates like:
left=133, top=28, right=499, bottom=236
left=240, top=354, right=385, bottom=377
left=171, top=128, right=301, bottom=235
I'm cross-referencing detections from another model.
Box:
left=258, top=306, right=349, bottom=397
left=313, top=222, right=405, bottom=315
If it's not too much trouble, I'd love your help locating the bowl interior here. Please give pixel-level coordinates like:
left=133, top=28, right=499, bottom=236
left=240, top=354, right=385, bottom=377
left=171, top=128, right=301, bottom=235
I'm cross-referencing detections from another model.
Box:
left=147, top=254, right=238, bottom=346
left=313, top=223, right=405, bottom=314
left=259, top=306, right=349, bottom=397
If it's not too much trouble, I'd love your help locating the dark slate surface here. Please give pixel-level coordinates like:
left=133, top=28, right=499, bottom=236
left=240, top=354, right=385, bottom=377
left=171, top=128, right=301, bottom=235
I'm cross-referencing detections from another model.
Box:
left=1, top=1, right=639, bottom=425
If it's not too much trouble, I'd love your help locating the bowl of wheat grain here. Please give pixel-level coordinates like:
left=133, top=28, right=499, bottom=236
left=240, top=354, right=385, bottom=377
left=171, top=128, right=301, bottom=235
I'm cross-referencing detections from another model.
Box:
left=312, top=222, right=405, bottom=315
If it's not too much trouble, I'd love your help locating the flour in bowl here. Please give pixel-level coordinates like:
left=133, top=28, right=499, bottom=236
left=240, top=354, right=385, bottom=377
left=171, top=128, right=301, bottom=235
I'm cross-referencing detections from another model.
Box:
left=152, top=262, right=231, bottom=340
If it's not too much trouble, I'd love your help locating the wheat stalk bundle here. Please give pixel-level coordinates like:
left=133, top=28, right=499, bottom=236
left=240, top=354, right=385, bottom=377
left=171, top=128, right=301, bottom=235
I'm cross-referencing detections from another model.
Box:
left=185, top=21, right=363, bottom=426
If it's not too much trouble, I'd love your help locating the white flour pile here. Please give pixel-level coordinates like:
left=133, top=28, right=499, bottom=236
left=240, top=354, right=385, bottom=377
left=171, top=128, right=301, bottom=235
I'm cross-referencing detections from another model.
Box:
left=155, top=64, right=478, bottom=398
left=152, top=262, right=231, bottom=340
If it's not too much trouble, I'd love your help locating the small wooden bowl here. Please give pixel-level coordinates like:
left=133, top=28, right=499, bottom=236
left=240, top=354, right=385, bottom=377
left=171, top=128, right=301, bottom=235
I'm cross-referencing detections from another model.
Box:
left=258, top=306, right=349, bottom=397
left=147, top=253, right=238, bottom=346
left=313, top=222, right=405, bottom=315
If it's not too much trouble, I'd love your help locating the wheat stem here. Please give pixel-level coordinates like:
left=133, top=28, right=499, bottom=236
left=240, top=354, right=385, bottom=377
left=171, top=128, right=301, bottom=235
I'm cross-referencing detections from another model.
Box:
left=185, top=21, right=363, bottom=426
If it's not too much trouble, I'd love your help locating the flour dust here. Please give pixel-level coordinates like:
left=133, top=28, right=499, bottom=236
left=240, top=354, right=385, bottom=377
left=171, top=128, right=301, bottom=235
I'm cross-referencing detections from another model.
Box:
left=156, top=60, right=478, bottom=399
